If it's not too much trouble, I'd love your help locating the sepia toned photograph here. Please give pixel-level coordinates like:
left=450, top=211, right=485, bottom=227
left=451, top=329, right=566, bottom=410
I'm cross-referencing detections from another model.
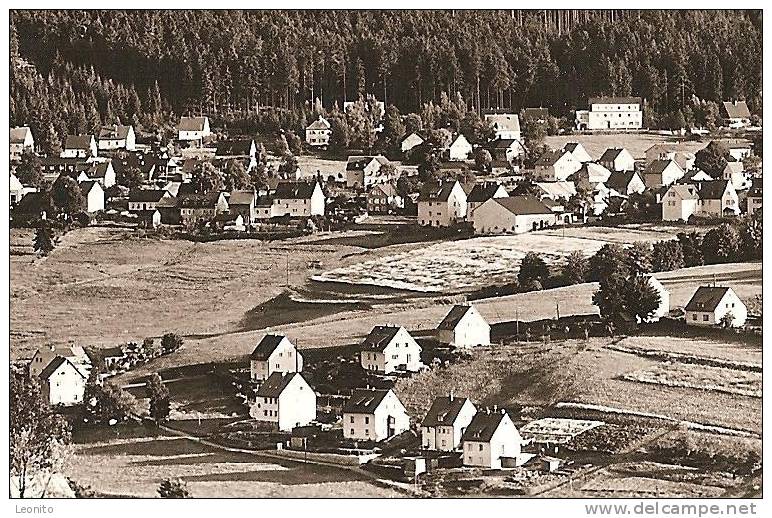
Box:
left=7, top=7, right=764, bottom=505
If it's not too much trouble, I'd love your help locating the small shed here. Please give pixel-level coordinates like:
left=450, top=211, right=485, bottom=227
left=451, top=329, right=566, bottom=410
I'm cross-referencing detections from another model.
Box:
left=541, top=456, right=562, bottom=473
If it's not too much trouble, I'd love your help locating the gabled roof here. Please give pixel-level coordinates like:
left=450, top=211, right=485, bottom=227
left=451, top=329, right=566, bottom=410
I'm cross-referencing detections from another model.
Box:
left=178, top=116, right=209, bottom=132
left=599, top=148, right=631, bottom=163
left=589, top=96, right=642, bottom=106
left=256, top=372, right=301, bottom=398
left=13, top=192, right=46, bottom=214
left=605, top=171, right=641, bottom=192
left=534, top=149, right=569, bottom=167
left=98, top=125, right=132, bottom=140
left=86, top=162, right=113, bottom=179
left=685, top=286, right=735, bottom=312
left=685, top=169, right=713, bottom=182
left=484, top=113, right=520, bottom=133
left=437, top=305, right=475, bottom=330
left=306, top=116, right=331, bottom=131
left=489, top=138, right=519, bottom=150
left=574, top=162, right=612, bottom=183
left=461, top=410, right=509, bottom=442
left=274, top=181, right=318, bottom=200
left=697, top=180, right=731, bottom=200
left=215, top=139, right=255, bottom=157
left=644, top=159, right=682, bottom=177
left=346, top=156, right=382, bottom=171
left=467, top=183, right=505, bottom=203
left=343, top=388, right=392, bottom=414
left=229, top=190, right=256, bottom=206
left=493, top=195, right=553, bottom=216
left=79, top=180, right=100, bottom=195
left=418, top=181, right=460, bottom=202
left=129, top=189, right=168, bottom=203
left=178, top=192, right=224, bottom=209
left=722, top=100, right=751, bottom=119
left=10, top=126, right=32, bottom=143
left=422, top=396, right=473, bottom=427
left=251, top=334, right=290, bottom=360
left=369, top=183, right=398, bottom=198
left=64, top=135, right=94, bottom=150
left=666, top=183, right=699, bottom=201
left=723, top=162, right=744, bottom=174
left=39, top=356, right=87, bottom=381
left=747, top=178, right=763, bottom=198
left=535, top=181, right=577, bottom=199
left=361, top=325, right=404, bottom=351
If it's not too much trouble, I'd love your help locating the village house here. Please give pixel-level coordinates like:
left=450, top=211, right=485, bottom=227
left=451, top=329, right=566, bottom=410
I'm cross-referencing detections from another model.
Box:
left=462, top=408, right=524, bottom=470
left=446, top=134, right=473, bottom=161
left=661, top=183, right=699, bottom=222
left=421, top=394, right=477, bottom=451
left=747, top=179, right=762, bottom=216
left=436, top=304, right=491, bottom=348
left=643, top=159, right=685, bottom=189
left=713, top=139, right=753, bottom=162
left=215, top=212, right=246, bottom=231
left=10, top=126, right=34, bottom=161
left=367, top=183, right=403, bottom=214
left=533, top=149, right=581, bottom=182
left=136, top=209, right=162, bottom=229
left=575, top=96, right=643, bottom=130
left=696, top=180, right=740, bottom=218
left=342, top=388, right=410, bottom=442
left=178, top=191, right=229, bottom=225
left=38, top=356, right=89, bottom=407
left=417, top=180, right=468, bottom=227
left=227, top=189, right=257, bottom=224
left=215, top=139, right=257, bottom=159
left=11, top=192, right=47, bottom=221
left=400, top=131, right=425, bottom=153
left=40, top=157, right=83, bottom=182
left=472, top=195, right=556, bottom=234
left=345, top=155, right=393, bottom=188
left=484, top=113, right=521, bottom=141
left=9, top=173, right=25, bottom=206
left=250, top=334, right=304, bottom=382
left=79, top=161, right=116, bottom=188
left=571, top=162, right=613, bottom=191
left=562, top=142, right=593, bottom=163
left=605, top=170, right=646, bottom=196
left=98, top=124, right=136, bottom=151
left=644, top=144, right=696, bottom=172
left=598, top=147, right=636, bottom=172
left=177, top=116, right=211, bottom=144
left=721, top=100, right=752, bottom=128
left=488, top=138, right=523, bottom=162
left=250, top=372, right=316, bottom=432
left=360, top=325, right=423, bottom=374
left=80, top=181, right=105, bottom=213
left=722, top=161, right=751, bottom=190
left=684, top=286, right=748, bottom=327
left=305, top=116, right=332, bottom=148
left=61, top=135, right=98, bottom=159
left=643, top=276, right=670, bottom=322
left=534, top=181, right=577, bottom=201
left=272, top=180, right=325, bottom=217
left=466, top=183, right=509, bottom=216
left=111, top=150, right=160, bottom=184
left=684, top=169, right=715, bottom=183
left=128, top=189, right=172, bottom=212
left=29, top=345, right=92, bottom=379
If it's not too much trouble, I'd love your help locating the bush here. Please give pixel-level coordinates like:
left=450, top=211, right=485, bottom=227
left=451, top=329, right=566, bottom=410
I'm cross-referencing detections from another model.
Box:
left=158, top=478, right=190, bottom=498
left=160, top=333, right=184, bottom=354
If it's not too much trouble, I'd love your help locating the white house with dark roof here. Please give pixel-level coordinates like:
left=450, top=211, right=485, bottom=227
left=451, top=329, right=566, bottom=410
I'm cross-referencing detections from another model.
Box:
left=721, top=100, right=752, bottom=128
left=643, top=276, right=669, bottom=322
left=400, top=131, right=425, bottom=154
left=643, top=159, right=684, bottom=189
left=272, top=180, right=325, bottom=217
left=38, top=356, right=89, bottom=407
left=417, top=180, right=467, bottom=227
left=685, top=286, right=747, bottom=327
left=250, top=334, right=303, bottom=381
left=533, top=149, right=581, bottom=181
left=662, top=183, right=699, bottom=222
left=305, top=116, right=332, bottom=148
left=98, top=125, right=136, bottom=151
left=462, top=409, right=524, bottom=469
left=722, top=162, right=751, bottom=191
left=367, top=183, right=403, bottom=214
left=534, top=181, right=577, bottom=201
left=10, top=126, right=34, bottom=161
left=447, top=134, right=473, bottom=161
left=575, top=96, right=642, bottom=130
left=571, top=162, right=613, bottom=191
left=80, top=180, right=104, bottom=213
left=471, top=195, right=556, bottom=235
left=360, top=325, right=422, bottom=374
left=228, top=189, right=258, bottom=224
left=598, top=147, right=636, bottom=172
left=562, top=142, right=593, bottom=163
left=177, top=116, right=211, bottom=142
left=484, top=113, right=521, bottom=141
left=696, top=180, right=739, bottom=217
left=250, top=372, right=316, bottom=431
left=61, top=135, right=97, bottom=159
left=489, top=138, right=523, bottom=162
left=128, top=189, right=172, bottom=212
left=605, top=170, right=646, bottom=196
left=29, top=345, right=92, bottom=379
left=466, top=183, right=509, bottom=216
left=345, top=155, right=393, bottom=188
left=436, top=304, right=491, bottom=348
left=343, top=388, right=409, bottom=441
left=421, top=394, right=477, bottom=451
left=10, top=173, right=25, bottom=206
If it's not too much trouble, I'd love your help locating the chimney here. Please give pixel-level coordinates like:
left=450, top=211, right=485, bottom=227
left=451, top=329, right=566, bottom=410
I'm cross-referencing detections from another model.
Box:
left=449, top=389, right=454, bottom=402
left=493, top=404, right=498, bottom=413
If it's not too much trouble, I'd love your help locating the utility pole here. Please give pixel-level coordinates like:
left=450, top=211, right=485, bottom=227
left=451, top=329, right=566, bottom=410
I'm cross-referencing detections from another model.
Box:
left=286, top=253, right=290, bottom=288
left=556, top=300, right=561, bottom=321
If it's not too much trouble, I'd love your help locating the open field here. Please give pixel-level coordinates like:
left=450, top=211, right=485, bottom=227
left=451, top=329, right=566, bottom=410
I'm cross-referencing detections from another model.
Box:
left=545, top=133, right=708, bottom=161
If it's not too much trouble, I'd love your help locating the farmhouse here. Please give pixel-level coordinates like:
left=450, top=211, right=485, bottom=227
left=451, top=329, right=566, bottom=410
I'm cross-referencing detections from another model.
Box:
left=484, top=113, right=521, bottom=141
left=685, top=286, right=747, bottom=328
left=272, top=180, right=325, bottom=217
left=436, top=304, right=491, bottom=348
left=421, top=394, right=477, bottom=451
left=400, top=131, right=425, bottom=153
left=488, top=138, right=523, bottom=162
left=605, top=170, right=646, bottom=196
left=571, top=162, right=612, bottom=191
left=80, top=181, right=105, bottom=213
left=533, top=149, right=581, bottom=181
left=417, top=180, right=467, bottom=227
left=643, top=159, right=685, bottom=188
left=721, top=100, right=752, bottom=128
left=562, top=142, right=593, bottom=163
left=360, top=325, right=423, bottom=374
left=128, top=189, right=172, bottom=212
left=342, top=388, right=410, bottom=442
left=446, top=134, right=473, bottom=161
left=697, top=180, right=739, bottom=218
left=305, top=116, right=332, bottom=148
left=598, top=147, right=635, bottom=172
left=10, top=126, right=34, bottom=161
left=345, top=155, right=392, bottom=188
left=177, top=116, right=211, bottom=143
left=178, top=191, right=229, bottom=224
left=367, top=183, right=403, bottom=214
left=38, top=356, right=89, bottom=407
left=250, top=372, right=316, bottom=432
left=250, top=334, right=304, bottom=382
left=462, top=409, right=524, bottom=469
left=575, top=96, right=643, bottom=130
left=661, top=183, right=699, bottom=222
left=466, top=182, right=509, bottom=216
left=228, top=189, right=258, bottom=224
left=29, top=345, right=92, bottom=379
left=471, top=195, right=555, bottom=235
left=61, top=134, right=97, bottom=159
left=98, top=124, right=136, bottom=151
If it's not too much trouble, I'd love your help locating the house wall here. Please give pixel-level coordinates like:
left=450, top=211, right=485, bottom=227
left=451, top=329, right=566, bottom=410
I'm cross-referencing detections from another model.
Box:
left=306, top=128, right=331, bottom=147
left=381, top=331, right=423, bottom=374
left=42, top=364, right=86, bottom=406
left=343, top=392, right=409, bottom=442
left=277, top=377, right=316, bottom=431
left=586, top=103, right=642, bottom=130
left=686, top=292, right=747, bottom=327
left=448, top=138, right=472, bottom=161
left=448, top=310, right=491, bottom=348
left=696, top=190, right=739, bottom=217
left=472, top=201, right=555, bottom=235
left=748, top=196, right=762, bottom=216
left=462, top=414, right=522, bottom=469
left=662, top=195, right=697, bottom=222
left=421, top=400, right=477, bottom=451
left=85, top=185, right=105, bottom=213
left=250, top=339, right=303, bottom=381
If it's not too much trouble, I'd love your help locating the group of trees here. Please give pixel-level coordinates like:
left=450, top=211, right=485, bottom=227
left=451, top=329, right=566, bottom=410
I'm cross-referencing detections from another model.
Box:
left=11, top=11, right=762, bottom=155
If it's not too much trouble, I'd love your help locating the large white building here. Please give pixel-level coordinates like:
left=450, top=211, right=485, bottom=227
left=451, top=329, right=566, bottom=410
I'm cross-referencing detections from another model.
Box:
left=471, top=195, right=556, bottom=235
left=342, top=388, right=409, bottom=442
left=575, top=97, right=643, bottom=130
left=421, top=394, right=477, bottom=451
left=61, top=135, right=97, bottom=159
left=484, top=114, right=521, bottom=141
left=98, top=125, right=136, bottom=151
left=250, top=372, right=316, bottom=431
left=436, top=304, right=491, bottom=348
left=250, top=334, right=304, bottom=382
left=360, top=325, right=423, bottom=374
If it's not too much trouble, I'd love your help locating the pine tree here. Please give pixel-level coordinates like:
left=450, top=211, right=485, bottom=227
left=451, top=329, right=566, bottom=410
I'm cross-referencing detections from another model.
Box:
left=33, top=222, right=56, bottom=257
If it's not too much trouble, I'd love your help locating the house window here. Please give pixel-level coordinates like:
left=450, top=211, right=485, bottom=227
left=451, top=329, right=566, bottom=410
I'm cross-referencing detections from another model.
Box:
left=350, top=416, right=355, bottom=423
left=478, top=444, right=483, bottom=451
left=350, top=429, right=355, bottom=435
left=703, top=315, right=709, bottom=322
left=364, top=416, right=369, bottom=424
left=692, top=314, right=697, bottom=321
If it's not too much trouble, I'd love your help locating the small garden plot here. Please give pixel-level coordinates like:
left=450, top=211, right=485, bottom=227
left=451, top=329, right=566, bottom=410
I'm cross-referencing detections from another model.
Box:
left=314, top=234, right=608, bottom=293
left=578, top=469, right=727, bottom=498
left=520, top=418, right=604, bottom=445
left=623, top=363, right=761, bottom=398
